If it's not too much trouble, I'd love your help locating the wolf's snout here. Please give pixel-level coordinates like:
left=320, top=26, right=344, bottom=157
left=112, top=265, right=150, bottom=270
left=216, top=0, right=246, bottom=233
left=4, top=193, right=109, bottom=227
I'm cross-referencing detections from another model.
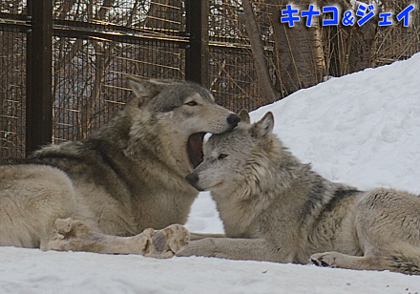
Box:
left=186, top=173, right=201, bottom=190
left=186, top=173, right=199, bottom=186
left=227, top=114, right=241, bottom=128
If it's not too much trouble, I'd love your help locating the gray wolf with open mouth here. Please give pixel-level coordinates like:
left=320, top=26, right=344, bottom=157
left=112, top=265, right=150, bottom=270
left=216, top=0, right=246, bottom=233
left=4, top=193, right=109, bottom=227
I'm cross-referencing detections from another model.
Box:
left=180, top=110, right=420, bottom=275
left=0, top=77, right=240, bottom=258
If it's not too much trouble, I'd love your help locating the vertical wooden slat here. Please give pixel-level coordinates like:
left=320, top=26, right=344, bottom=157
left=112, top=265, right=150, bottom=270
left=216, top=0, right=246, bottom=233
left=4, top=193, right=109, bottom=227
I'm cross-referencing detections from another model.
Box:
left=26, top=0, right=52, bottom=155
left=185, top=0, right=209, bottom=87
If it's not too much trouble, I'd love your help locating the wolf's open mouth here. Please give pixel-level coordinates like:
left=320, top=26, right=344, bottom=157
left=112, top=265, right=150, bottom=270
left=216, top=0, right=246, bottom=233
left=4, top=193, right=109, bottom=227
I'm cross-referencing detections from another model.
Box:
left=187, top=132, right=205, bottom=168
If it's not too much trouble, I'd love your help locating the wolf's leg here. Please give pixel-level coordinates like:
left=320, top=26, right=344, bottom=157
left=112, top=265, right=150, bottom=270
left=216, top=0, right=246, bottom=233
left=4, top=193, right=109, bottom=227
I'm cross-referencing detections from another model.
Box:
left=190, top=232, right=226, bottom=241
left=177, top=237, right=291, bottom=262
left=310, top=252, right=382, bottom=270
left=311, top=244, right=420, bottom=275
left=0, top=165, right=84, bottom=248
left=45, top=218, right=190, bottom=258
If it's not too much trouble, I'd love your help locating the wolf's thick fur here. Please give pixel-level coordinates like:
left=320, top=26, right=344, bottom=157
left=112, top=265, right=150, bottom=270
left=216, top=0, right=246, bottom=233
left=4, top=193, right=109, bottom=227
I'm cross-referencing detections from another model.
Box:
left=0, top=77, right=240, bottom=257
left=180, top=110, right=420, bottom=275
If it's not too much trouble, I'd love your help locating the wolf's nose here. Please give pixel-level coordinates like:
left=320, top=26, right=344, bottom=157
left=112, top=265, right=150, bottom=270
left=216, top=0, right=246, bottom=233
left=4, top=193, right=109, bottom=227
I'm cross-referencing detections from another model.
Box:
left=186, top=173, right=199, bottom=186
left=227, top=114, right=241, bottom=127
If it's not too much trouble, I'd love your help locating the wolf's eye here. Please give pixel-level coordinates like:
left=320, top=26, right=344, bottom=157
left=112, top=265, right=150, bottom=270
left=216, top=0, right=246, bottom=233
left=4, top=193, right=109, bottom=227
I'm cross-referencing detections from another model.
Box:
left=185, top=101, right=197, bottom=106
left=218, top=154, right=228, bottom=160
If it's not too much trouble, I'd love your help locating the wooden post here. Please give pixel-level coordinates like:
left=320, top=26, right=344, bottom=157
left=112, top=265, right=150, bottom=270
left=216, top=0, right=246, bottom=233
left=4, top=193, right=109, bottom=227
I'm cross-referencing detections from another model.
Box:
left=185, top=0, right=209, bottom=87
left=26, top=0, right=53, bottom=155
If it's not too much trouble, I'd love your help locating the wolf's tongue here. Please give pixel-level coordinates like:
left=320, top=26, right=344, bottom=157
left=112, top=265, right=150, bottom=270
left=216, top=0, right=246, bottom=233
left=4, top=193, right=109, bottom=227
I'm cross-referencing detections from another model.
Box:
left=187, top=132, right=205, bottom=168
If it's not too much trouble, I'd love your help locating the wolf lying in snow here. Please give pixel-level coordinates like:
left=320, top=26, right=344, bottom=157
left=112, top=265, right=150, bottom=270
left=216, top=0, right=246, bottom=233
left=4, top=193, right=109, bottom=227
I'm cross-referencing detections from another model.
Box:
left=0, top=77, right=240, bottom=257
left=180, top=110, right=420, bottom=275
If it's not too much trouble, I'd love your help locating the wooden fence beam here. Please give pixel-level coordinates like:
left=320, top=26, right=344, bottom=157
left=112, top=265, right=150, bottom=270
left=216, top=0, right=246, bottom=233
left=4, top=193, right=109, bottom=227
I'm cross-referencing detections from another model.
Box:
left=26, top=0, right=53, bottom=155
left=185, top=0, right=209, bottom=87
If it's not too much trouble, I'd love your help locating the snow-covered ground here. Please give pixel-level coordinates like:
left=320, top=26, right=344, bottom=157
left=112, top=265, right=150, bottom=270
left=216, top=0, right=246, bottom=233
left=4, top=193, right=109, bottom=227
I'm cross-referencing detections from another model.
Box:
left=2, top=53, right=420, bottom=293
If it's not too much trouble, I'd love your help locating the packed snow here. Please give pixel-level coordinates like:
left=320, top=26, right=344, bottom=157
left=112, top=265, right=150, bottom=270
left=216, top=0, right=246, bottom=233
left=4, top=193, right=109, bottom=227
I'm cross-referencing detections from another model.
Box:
left=1, top=53, right=420, bottom=293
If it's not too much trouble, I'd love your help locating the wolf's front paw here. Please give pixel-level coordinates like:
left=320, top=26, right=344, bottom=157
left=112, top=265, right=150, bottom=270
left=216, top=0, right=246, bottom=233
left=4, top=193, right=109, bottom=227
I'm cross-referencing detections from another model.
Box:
left=45, top=218, right=100, bottom=251
left=310, top=252, right=338, bottom=267
left=142, top=224, right=190, bottom=258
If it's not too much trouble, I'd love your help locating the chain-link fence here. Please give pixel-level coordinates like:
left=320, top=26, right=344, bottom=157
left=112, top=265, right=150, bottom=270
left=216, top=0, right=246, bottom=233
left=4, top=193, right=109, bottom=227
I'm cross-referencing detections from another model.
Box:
left=0, top=22, right=27, bottom=158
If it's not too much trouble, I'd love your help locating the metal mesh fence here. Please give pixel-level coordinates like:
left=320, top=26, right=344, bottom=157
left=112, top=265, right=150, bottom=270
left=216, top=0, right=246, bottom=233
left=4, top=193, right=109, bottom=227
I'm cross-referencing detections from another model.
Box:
left=53, top=0, right=185, bottom=34
left=207, top=0, right=276, bottom=112
left=51, top=0, right=186, bottom=141
left=209, top=46, right=261, bottom=111
left=0, top=22, right=27, bottom=159
left=52, top=36, right=185, bottom=142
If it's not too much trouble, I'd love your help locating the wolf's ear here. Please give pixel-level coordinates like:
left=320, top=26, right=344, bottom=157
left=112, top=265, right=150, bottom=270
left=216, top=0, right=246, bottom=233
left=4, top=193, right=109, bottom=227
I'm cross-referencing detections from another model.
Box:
left=127, top=76, right=164, bottom=106
left=250, top=112, right=274, bottom=138
left=238, top=109, right=250, bottom=124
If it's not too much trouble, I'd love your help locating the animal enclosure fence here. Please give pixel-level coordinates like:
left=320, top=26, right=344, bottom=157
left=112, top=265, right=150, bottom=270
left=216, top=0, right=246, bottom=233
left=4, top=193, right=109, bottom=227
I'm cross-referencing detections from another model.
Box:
left=1, top=0, right=419, bottom=159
